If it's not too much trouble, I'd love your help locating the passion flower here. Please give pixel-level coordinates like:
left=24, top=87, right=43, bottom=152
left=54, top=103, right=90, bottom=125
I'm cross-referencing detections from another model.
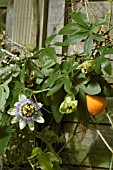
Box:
left=8, top=94, right=44, bottom=131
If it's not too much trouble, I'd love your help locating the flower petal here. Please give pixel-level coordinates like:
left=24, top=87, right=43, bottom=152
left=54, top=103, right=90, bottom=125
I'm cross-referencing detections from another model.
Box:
left=19, top=94, right=27, bottom=101
left=37, top=102, right=43, bottom=108
left=19, top=119, right=26, bottom=130
left=8, top=108, right=16, bottom=115
left=28, top=122, right=34, bottom=131
left=35, top=116, right=44, bottom=123
left=14, top=102, right=19, bottom=107
left=11, top=116, right=19, bottom=124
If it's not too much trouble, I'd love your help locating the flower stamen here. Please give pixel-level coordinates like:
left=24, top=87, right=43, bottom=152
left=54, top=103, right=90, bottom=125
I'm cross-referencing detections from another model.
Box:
left=22, top=103, right=36, bottom=117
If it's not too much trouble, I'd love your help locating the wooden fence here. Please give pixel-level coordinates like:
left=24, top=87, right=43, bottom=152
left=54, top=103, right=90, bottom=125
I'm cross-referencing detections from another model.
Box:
left=2, top=0, right=113, bottom=169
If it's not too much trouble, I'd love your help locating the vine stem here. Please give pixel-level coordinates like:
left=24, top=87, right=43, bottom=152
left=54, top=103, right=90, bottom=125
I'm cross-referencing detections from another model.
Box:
left=106, top=112, right=113, bottom=129
left=110, top=154, right=113, bottom=170
left=108, top=0, right=113, bottom=28
left=34, top=131, right=55, bottom=153
left=33, top=88, right=50, bottom=94
left=85, top=0, right=90, bottom=21
left=57, top=122, right=79, bottom=155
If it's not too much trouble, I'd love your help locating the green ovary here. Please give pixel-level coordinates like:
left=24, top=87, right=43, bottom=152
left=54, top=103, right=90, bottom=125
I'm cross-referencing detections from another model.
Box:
left=59, top=100, right=78, bottom=114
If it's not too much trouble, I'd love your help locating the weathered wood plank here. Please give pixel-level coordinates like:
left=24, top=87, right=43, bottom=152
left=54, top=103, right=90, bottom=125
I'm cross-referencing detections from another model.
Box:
left=6, top=0, right=38, bottom=52
left=62, top=165, right=108, bottom=170
left=47, top=0, right=65, bottom=54
left=61, top=122, right=113, bottom=168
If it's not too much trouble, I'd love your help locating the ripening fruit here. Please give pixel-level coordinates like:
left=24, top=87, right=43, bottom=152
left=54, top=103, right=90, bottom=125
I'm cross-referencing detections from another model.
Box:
left=86, top=94, right=106, bottom=116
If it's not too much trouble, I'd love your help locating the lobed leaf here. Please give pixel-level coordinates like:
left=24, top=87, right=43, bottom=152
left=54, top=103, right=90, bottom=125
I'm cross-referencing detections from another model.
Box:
left=45, top=34, right=57, bottom=47
left=71, top=12, right=90, bottom=29
left=63, top=31, right=89, bottom=46
left=38, top=153, right=53, bottom=170
left=59, top=23, right=83, bottom=35
left=84, top=34, right=93, bottom=54
left=47, top=79, right=64, bottom=96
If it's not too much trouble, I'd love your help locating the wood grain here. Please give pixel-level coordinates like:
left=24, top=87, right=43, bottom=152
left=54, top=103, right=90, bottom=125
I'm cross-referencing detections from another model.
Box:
left=6, top=0, right=38, bottom=52
left=61, top=122, right=113, bottom=168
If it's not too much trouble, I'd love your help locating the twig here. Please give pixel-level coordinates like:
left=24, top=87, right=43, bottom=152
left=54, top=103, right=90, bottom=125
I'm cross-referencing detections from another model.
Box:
left=108, top=0, right=112, bottom=28
left=86, top=0, right=98, bottom=21
left=85, top=0, right=90, bottom=22
left=96, top=129, right=113, bottom=154
left=90, top=117, right=113, bottom=154
left=1, top=49, right=17, bottom=58
left=106, top=112, right=113, bottom=129
left=6, top=37, right=26, bottom=49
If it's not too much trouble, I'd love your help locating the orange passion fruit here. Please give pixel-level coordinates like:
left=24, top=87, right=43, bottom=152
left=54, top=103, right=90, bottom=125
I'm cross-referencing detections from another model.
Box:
left=86, top=94, right=106, bottom=116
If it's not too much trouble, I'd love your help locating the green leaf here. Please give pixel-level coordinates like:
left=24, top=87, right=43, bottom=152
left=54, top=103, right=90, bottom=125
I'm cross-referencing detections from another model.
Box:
left=94, top=57, right=102, bottom=74
left=64, top=76, right=72, bottom=93
left=92, top=33, right=105, bottom=41
left=71, top=12, right=90, bottom=29
left=94, top=56, right=111, bottom=75
left=41, top=68, right=53, bottom=76
left=39, top=47, right=57, bottom=65
left=20, top=62, right=26, bottom=84
left=29, top=147, right=42, bottom=159
left=79, top=81, right=101, bottom=95
left=93, top=20, right=107, bottom=27
left=103, top=48, right=113, bottom=56
left=12, top=65, right=20, bottom=77
left=42, top=74, right=64, bottom=90
left=77, top=89, right=90, bottom=122
left=0, top=52, right=4, bottom=57
left=45, top=34, right=57, bottom=47
left=53, top=162, right=63, bottom=170
left=26, top=43, right=36, bottom=52
left=51, top=104, right=63, bottom=123
left=0, top=126, right=11, bottom=156
left=59, top=23, right=82, bottom=35
left=63, top=31, right=89, bottom=46
left=54, top=42, right=64, bottom=46
left=84, top=34, right=93, bottom=54
left=38, top=153, right=53, bottom=170
left=0, top=64, right=20, bottom=80
left=51, top=88, right=65, bottom=123
left=46, top=152, right=61, bottom=163
left=2, top=84, right=10, bottom=99
left=10, top=81, right=25, bottom=107
left=27, top=60, right=43, bottom=78
left=0, top=85, right=9, bottom=111
left=42, top=92, right=52, bottom=106
left=63, top=57, right=74, bottom=73
left=43, top=60, right=55, bottom=68
left=36, top=77, right=43, bottom=85
left=47, top=79, right=64, bottom=96
left=101, top=57, right=112, bottom=75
